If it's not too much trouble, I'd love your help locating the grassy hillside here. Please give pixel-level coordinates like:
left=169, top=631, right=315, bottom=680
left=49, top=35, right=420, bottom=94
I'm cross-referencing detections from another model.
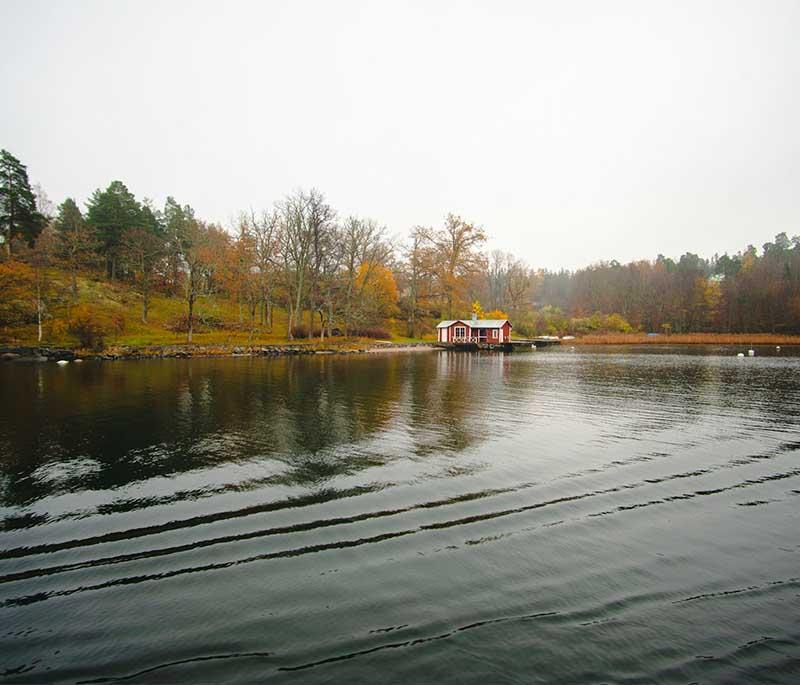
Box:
left=0, top=268, right=428, bottom=348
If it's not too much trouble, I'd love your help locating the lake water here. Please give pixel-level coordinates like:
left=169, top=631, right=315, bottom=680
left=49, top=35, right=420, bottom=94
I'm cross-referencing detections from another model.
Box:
left=1, top=347, right=799, bottom=683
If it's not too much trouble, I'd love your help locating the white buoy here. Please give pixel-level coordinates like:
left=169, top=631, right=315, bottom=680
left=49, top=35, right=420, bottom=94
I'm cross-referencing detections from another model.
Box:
left=75, top=358, right=83, bottom=363
left=737, top=352, right=745, bottom=358
left=748, top=349, right=755, bottom=357
left=56, top=359, right=69, bottom=365
left=776, top=346, right=781, bottom=351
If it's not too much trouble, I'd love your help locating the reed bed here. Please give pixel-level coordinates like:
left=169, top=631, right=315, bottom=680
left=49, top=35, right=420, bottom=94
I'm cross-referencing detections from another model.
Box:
left=570, top=333, right=800, bottom=345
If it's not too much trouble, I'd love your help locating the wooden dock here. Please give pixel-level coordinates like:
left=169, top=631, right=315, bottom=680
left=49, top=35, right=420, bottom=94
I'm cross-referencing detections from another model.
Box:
left=436, top=337, right=562, bottom=351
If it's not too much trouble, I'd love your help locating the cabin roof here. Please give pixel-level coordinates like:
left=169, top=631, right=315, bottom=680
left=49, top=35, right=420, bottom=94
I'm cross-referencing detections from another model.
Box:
left=436, top=319, right=511, bottom=329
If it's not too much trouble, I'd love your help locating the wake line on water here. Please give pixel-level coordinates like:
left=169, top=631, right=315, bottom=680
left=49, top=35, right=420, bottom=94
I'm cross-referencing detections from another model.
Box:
left=2, top=463, right=799, bottom=608
left=0, top=482, right=535, bottom=564
left=4, top=433, right=798, bottom=569
left=75, top=651, right=275, bottom=684
left=3, top=455, right=797, bottom=587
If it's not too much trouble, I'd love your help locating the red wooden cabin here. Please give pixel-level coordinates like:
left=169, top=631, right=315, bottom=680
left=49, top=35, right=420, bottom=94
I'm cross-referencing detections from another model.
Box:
left=436, top=316, right=512, bottom=344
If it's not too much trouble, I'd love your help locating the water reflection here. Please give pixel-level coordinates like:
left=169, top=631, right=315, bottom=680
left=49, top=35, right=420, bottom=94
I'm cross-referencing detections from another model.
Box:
left=2, top=350, right=799, bottom=516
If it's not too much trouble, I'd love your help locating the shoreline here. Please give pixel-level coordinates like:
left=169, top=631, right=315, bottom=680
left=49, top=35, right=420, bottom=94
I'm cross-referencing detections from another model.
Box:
left=0, top=342, right=438, bottom=363
left=2, top=336, right=799, bottom=363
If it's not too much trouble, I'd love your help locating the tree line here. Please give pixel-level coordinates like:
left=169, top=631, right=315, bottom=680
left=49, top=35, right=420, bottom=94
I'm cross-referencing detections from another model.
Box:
left=2, top=147, right=800, bottom=346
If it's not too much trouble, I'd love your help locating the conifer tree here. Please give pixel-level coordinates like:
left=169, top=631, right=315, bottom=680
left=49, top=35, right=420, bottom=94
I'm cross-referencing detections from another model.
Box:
left=85, top=180, right=142, bottom=278
left=0, top=149, right=44, bottom=257
left=54, top=198, right=97, bottom=298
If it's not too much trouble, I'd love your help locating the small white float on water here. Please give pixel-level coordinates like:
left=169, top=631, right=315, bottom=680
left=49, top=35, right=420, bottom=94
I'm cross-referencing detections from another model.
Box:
left=776, top=346, right=781, bottom=351
left=56, top=359, right=69, bottom=365
left=748, top=349, right=755, bottom=357
left=737, top=352, right=745, bottom=358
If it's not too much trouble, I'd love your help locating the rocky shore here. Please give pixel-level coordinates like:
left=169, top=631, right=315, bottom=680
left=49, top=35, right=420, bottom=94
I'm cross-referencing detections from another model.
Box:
left=0, top=342, right=436, bottom=362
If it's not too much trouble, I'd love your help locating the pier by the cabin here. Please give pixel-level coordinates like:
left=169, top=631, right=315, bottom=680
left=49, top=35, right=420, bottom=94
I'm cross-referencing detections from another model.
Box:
left=436, top=337, right=561, bottom=351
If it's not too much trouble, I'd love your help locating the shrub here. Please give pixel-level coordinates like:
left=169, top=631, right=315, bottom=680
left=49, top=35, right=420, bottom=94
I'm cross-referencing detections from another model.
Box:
left=199, top=313, right=224, bottom=329
left=164, top=315, right=192, bottom=333
left=290, top=324, right=322, bottom=338
left=351, top=326, right=391, bottom=339
left=165, top=312, right=225, bottom=334
left=69, top=304, right=125, bottom=350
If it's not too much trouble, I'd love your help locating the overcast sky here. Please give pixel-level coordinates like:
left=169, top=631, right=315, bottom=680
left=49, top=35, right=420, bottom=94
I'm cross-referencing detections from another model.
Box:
left=2, top=0, right=798, bottom=269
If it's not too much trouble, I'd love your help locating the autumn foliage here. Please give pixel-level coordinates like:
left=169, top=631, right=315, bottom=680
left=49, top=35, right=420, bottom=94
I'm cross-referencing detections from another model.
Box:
left=68, top=304, right=125, bottom=350
left=0, top=260, right=37, bottom=326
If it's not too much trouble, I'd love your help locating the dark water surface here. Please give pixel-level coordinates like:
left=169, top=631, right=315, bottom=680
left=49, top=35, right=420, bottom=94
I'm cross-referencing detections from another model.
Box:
left=1, top=347, right=799, bottom=683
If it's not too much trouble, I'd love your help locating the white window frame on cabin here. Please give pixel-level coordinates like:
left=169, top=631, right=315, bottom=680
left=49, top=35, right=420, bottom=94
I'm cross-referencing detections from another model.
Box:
left=454, top=326, right=466, bottom=341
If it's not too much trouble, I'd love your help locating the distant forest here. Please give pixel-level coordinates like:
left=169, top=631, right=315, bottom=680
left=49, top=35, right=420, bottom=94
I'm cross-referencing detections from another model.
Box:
left=2, top=147, right=799, bottom=346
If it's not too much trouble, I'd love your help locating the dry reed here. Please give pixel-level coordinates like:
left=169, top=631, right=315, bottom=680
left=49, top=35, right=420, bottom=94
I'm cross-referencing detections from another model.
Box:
left=570, top=333, right=800, bottom=345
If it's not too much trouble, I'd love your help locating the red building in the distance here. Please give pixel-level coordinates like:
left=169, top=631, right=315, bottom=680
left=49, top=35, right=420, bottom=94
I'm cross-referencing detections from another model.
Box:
left=436, top=316, right=512, bottom=344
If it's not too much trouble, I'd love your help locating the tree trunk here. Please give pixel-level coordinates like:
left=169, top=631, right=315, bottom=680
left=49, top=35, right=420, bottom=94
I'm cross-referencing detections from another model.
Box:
left=36, top=280, right=43, bottom=343
left=409, top=289, right=417, bottom=338
left=142, top=288, right=149, bottom=324
left=292, top=273, right=305, bottom=340
left=249, top=300, right=256, bottom=345
left=141, top=258, right=149, bottom=324
left=187, top=295, right=194, bottom=342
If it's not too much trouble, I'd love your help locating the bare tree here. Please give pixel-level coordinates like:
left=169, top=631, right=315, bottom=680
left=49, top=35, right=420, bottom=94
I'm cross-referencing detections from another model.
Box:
left=123, top=227, right=164, bottom=323
left=250, top=208, right=279, bottom=330
left=488, top=250, right=511, bottom=311
left=314, top=223, right=344, bottom=341
left=182, top=220, right=224, bottom=342
left=305, top=194, right=338, bottom=338
left=226, top=219, right=263, bottom=343
left=340, top=216, right=392, bottom=335
left=276, top=189, right=335, bottom=340
left=506, top=258, right=533, bottom=314
left=403, top=226, right=435, bottom=338
left=28, top=226, right=57, bottom=342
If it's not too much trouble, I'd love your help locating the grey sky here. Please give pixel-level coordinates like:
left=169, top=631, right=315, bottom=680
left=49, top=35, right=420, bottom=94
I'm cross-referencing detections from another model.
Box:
left=2, top=0, right=798, bottom=269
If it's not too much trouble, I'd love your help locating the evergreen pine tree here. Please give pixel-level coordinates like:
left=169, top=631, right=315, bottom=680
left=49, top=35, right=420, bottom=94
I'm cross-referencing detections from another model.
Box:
left=54, top=198, right=97, bottom=298
left=0, top=149, right=44, bottom=257
left=85, top=180, right=142, bottom=278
